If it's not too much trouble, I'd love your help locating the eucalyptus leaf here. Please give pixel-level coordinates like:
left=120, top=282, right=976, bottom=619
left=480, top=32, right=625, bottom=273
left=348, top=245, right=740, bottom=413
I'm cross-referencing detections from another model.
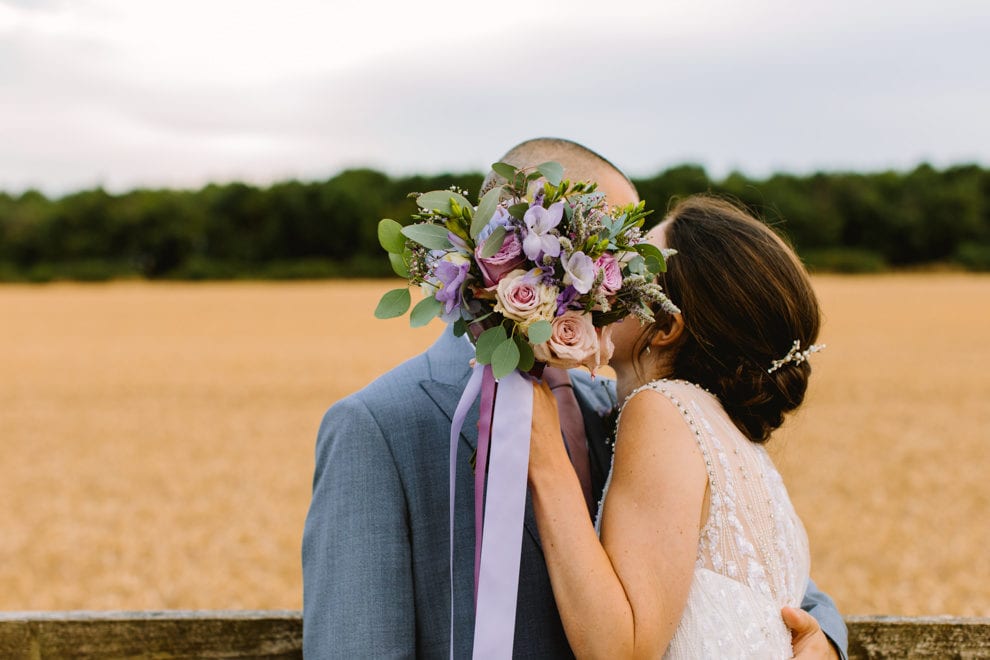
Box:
left=410, top=295, right=442, bottom=328
left=475, top=325, right=507, bottom=365
left=491, top=338, right=521, bottom=378
left=536, top=161, right=564, bottom=187
left=627, top=254, right=646, bottom=275
left=417, top=190, right=474, bottom=215
left=401, top=223, right=452, bottom=250
left=479, top=225, right=507, bottom=259
left=388, top=253, right=409, bottom=278
left=452, top=318, right=468, bottom=337
left=645, top=255, right=664, bottom=273
left=527, top=319, right=552, bottom=345
left=514, top=335, right=535, bottom=372
left=507, top=203, right=529, bottom=220
left=491, top=162, right=517, bottom=180
left=635, top=243, right=668, bottom=273
left=374, top=288, right=411, bottom=319
left=471, top=185, right=503, bottom=238
left=378, top=218, right=406, bottom=254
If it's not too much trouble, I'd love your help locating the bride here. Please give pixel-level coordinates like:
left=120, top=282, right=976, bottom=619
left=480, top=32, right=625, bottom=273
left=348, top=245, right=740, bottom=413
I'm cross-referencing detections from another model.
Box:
left=529, top=194, right=828, bottom=658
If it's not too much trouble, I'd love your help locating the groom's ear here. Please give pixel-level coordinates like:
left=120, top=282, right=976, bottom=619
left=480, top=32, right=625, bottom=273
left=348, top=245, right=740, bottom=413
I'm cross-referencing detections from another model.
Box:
left=650, top=312, right=685, bottom=350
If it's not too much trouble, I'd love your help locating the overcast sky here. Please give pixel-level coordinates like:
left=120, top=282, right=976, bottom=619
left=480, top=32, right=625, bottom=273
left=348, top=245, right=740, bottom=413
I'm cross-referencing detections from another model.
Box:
left=2, top=0, right=988, bottom=195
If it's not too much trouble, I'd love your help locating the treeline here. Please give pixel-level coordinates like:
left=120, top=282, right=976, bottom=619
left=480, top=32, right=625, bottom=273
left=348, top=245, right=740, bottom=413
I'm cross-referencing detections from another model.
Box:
left=1, top=163, right=988, bottom=282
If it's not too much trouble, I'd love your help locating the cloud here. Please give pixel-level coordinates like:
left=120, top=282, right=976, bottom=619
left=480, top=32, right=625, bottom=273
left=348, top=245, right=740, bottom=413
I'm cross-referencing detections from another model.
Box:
left=1, top=0, right=988, bottom=194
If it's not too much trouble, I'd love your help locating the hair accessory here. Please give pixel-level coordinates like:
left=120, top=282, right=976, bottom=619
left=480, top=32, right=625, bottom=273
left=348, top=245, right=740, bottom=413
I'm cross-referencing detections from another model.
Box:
left=767, top=339, right=826, bottom=373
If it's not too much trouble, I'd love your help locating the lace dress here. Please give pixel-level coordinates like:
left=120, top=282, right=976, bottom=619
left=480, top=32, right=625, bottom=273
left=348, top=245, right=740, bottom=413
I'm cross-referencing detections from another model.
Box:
left=595, top=379, right=810, bottom=659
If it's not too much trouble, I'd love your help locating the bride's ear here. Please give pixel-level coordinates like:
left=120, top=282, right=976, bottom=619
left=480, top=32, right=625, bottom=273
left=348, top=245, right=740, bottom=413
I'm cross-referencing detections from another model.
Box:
left=649, top=312, right=685, bottom=350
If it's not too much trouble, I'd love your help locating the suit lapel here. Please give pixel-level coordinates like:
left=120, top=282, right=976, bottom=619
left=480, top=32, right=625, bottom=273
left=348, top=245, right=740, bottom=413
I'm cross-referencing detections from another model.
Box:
left=419, top=379, right=480, bottom=452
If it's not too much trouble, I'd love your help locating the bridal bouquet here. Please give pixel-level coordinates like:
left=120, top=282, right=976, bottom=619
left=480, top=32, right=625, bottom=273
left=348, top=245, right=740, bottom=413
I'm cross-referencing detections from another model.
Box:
left=375, top=160, right=678, bottom=376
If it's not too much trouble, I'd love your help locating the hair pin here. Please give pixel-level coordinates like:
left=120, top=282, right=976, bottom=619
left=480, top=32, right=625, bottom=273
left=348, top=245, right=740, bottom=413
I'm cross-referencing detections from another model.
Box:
left=768, top=340, right=826, bottom=373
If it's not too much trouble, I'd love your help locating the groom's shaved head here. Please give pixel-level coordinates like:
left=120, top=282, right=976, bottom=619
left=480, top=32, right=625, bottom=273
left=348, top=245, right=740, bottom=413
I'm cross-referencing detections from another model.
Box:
left=481, top=137, right=639, bottom=206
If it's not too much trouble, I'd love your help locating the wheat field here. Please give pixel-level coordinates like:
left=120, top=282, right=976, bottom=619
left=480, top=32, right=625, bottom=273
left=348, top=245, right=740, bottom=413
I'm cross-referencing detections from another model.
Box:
left=0, top=276, right=988, bottom=616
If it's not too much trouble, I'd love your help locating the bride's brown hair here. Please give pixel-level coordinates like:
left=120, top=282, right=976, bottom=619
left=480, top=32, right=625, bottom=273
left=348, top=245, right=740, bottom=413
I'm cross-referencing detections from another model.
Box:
left=643, top=195, right=822, bottom=443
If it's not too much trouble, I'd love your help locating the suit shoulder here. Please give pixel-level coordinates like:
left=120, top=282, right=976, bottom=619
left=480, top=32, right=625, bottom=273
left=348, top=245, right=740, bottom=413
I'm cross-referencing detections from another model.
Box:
left=570, top=370, right=617, bottom=412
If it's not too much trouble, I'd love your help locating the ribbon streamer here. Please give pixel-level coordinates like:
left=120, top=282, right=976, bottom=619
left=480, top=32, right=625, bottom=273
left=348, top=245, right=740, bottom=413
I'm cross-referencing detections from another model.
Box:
left=472, top=370, right=533, bottom=659
left=448, top=364, right=485, bottom=659
left=447, top=365, right=534, bottom=660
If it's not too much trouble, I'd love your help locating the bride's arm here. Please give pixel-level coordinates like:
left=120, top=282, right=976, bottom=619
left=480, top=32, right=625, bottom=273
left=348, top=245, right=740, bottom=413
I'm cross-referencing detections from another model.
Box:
left=529, top=382, right=708, bottom=659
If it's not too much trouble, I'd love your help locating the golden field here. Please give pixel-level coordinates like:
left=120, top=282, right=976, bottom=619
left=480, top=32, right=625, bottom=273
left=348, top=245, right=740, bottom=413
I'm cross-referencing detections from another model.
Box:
left=0, top=276, right=988, bottom=616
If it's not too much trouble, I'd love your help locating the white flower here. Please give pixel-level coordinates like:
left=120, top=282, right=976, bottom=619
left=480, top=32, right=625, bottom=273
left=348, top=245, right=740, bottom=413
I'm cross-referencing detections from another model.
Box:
left=522, top=202, right=564, bottom=260
left=561, top=250, right=596, bottom=294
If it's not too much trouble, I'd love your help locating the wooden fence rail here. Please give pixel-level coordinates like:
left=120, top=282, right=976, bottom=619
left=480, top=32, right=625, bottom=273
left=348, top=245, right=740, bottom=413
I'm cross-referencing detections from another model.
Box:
left=1, top=611, right=988, bottom=659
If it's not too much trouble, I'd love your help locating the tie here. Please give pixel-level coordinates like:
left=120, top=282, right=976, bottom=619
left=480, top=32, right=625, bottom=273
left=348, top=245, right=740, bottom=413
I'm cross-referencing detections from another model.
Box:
left=542, top=368, right=595, bottom=516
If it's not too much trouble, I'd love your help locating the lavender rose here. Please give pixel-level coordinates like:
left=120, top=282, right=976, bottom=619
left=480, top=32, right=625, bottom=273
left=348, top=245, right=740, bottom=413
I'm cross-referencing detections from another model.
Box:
left=494, top=268, right=557, bottom=328
left=595, top=253, right=623, bottom=294
left=476, top=231, right=527, bottom=287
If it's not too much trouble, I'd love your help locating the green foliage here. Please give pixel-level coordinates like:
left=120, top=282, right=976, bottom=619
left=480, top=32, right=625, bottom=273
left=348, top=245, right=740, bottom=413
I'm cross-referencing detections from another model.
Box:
left=491, top=337, right=521, bottom=378
left=410, top=295, right=442, bottom=327
left=479, top=225, right=507, bottom=258
left=801, top=248, right=889, bottom=274
left=0, top=163, right=986, bottom=281
left=954, top=242, right=990, bottom=271
left=401, top=223, right=453, bottom=250
left=474, top=325, right=507, bottom=365
left=378, top=219, right=406, bottom=253
left=374, top=288, right=411, bottom=319
left=527, top=320, right=552, bottom=345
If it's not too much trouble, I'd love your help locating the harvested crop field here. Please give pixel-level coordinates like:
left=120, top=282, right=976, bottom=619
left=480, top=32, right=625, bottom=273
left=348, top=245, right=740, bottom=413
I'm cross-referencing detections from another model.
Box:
left=0, top=275, right=988, bottom=616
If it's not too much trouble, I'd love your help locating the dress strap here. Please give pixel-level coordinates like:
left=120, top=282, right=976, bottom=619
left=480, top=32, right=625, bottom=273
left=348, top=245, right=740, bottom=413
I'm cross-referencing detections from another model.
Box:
left=615, top=379, right=718, bottom=489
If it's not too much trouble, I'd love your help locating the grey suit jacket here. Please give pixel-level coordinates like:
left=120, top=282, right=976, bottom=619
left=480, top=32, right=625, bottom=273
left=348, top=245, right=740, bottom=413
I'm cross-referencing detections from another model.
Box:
left=302, top=326, right=847, bottom=659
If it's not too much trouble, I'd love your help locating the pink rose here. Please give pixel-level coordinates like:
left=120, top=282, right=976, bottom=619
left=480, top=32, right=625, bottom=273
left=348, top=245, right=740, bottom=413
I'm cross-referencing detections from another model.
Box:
left=595, top=253, right=623, bottom=294
left=494, top=268, right=557, bottom=328
left=475, top=231, right=527, bottom=287
left=533, top=311, right=611, bottom=373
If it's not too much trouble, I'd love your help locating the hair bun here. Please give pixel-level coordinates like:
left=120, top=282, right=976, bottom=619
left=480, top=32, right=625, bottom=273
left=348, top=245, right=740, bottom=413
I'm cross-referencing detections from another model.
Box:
left=714, top=361, right=811, bottom=443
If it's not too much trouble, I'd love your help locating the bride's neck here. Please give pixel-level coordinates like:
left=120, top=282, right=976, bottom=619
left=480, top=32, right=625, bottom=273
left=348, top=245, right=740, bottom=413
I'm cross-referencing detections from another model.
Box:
left=614, top=358, right=674, bottom=404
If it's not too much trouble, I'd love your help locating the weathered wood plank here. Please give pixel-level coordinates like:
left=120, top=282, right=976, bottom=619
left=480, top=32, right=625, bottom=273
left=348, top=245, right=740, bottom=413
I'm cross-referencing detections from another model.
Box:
left=0, top=611, right=302, bottom=660
left=1, top=611, right=989, bottom=659
left=848, top=615, right=990, bottom=659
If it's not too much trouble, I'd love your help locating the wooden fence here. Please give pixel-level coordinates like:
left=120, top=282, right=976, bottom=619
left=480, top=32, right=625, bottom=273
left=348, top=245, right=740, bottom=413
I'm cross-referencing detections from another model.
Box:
left=1, top=611, right=988, bottom=659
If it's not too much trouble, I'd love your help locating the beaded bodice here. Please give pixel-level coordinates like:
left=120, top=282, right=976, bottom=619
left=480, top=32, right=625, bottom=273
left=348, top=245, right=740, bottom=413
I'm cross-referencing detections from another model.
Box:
left=596, top=379, right=810, bottom=658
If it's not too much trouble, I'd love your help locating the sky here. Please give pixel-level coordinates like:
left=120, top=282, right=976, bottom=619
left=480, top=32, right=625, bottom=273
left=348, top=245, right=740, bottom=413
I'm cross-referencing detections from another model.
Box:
left=2, top=0, right=989, bottom=195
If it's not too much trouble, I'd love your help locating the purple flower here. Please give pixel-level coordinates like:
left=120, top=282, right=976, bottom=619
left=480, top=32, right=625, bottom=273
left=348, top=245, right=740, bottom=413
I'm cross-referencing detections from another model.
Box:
left=561, top=250, right=596, bottom=294
left=522, top=202, right=564, bottom=260
left=556, top=285, right=580, bottom=316
left=433, top=255, right=471, bottom=319
left=477, top=206, right=512, bottom=241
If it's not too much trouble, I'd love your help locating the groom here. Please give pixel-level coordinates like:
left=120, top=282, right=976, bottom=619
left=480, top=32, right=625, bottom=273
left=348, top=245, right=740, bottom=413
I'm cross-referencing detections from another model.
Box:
left=302, top=138, right=848, bottom=658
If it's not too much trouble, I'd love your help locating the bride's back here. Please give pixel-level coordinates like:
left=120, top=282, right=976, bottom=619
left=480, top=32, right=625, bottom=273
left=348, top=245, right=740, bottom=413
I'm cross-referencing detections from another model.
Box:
left=616, top=378, right=810, bottom=659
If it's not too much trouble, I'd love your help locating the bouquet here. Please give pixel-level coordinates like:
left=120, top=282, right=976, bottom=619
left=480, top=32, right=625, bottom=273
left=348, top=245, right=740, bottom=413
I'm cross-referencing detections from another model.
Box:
left=375, top=160, right=679, bottom=376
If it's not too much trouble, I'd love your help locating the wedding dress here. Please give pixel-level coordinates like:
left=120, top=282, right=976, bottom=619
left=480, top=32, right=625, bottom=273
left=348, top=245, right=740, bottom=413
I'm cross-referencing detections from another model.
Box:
left=596, top=379, right=810, bottom=659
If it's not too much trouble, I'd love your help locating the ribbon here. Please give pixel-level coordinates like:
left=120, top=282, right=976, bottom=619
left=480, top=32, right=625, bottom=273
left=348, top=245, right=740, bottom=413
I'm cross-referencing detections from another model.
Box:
left=472, top=370, right=533, bottom=659
left=474, top=368, right=497, bottom=603
left=449, top=364, right=485, bottom=659
left=447, top=365, right=534, bottom=660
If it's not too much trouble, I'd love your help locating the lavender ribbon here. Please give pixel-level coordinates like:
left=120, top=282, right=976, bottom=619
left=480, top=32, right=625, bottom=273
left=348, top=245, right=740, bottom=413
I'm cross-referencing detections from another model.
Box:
left=449, top=364, right=485, bottom=659
left=447, top=364, right=534, bottom=659
left=474, top=368, right=497, bottom=603
left=472, top=370, right=533, bottom=659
